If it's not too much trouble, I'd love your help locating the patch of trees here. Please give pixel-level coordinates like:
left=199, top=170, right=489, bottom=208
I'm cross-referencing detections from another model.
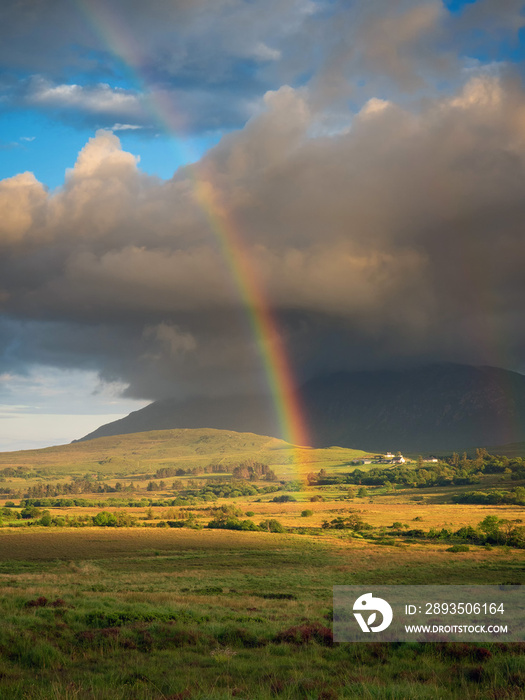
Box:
left=206, top=505, right=285, bottom=532
left=231, top=461, right=277, bottom=481
left=0, top=487, right=16, bottom=496
left=307, top=451, right=525, bottom=490
left=347, top=464, right=480, bottom=488
left=395, top=515, right=525, bottom=549
left=272, top=494, right=296, bottom=503
left=321, top=515, right=373, bottom=531
left=146, top=480, right=167, bottom=491
left=453, top=487, right=525, bottom=506
left=154, top=460, right=277, bottom=480
left=21, top=497, right=151, bottom=508
left=0, top=506, right=21, bottom=525
left=25, top=510, right=140, bottom=528
left=20, top=476, right=283, bottom=503
left=180, top=480, right=280, bottom=500
left=0, top=467, right=41, bottom=480
left=24, top=477, right=136, bottom=499
left=154, top=463, right=228, bottom=478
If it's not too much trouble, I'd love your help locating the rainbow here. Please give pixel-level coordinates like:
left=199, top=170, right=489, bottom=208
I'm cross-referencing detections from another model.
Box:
left=74, top=0, right=310, bottom=464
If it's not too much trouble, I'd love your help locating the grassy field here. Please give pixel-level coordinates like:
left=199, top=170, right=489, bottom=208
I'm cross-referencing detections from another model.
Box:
left=0, top=527, right=524, bottom=699
left=1, top=430, right=525, bottom=698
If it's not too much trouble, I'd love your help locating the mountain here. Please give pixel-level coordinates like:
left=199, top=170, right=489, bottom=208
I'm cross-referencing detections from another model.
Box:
left=78, top=394, right=281, bottom=445
left=301, top=364, right=525, bottom=453
left=78, top=364, right=525, bottom=453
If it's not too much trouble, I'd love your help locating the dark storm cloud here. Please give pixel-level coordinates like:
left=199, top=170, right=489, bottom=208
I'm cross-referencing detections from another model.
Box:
left=1, top=71, right=525, bottom=400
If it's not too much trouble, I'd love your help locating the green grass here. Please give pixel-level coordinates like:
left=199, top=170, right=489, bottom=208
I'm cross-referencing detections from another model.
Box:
left=0, top=529, right=523, bottom=698
left=0, top=428, right=369, bottom=478
left=1, top=432, right=524, bottom=698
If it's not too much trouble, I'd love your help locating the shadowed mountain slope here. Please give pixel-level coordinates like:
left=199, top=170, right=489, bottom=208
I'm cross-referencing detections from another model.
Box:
left=79, top=364, right=525, bottom=453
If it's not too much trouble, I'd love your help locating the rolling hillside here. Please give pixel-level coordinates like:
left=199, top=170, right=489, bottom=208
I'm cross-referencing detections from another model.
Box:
left=0, top=428, right=369, bottom=479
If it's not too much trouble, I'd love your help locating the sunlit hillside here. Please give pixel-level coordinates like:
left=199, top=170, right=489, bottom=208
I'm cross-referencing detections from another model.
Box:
left=0, top=428, right=370, bottom=479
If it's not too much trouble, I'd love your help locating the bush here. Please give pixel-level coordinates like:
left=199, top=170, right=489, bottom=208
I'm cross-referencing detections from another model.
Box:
left=259, top=519, right=285, bottom=533
left=322, top=515, right=372, bottom=531
left=167, top=520, right=185, bottom=528
left=274, top=622, right=333, bottom=646
left=93, top=511, right=117, bottom=527
left=258, top=593, right=296, bottom=600
left=216, top=627, right=262, bottom=648
left=39, top=512, right=52, bottom=527
left=447, top=544, right=470, bottom=553
left=272, top=495, right=296, bottom=503
left=301, top=510, right=313, bottom=517
left=207, top=516, right=259, bottom=531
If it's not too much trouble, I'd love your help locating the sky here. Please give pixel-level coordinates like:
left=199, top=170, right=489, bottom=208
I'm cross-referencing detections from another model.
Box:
left=1, top=0, right=525, bottom=450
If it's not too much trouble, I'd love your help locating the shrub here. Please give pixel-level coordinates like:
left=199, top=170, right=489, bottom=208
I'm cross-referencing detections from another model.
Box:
left=93, top=511, right=117, bottom=527
left=274, top=622, right=333, bottom=646
left=447, top=544, right=470, bottom=553
left=301, top=510, right=313, bottom=517
left=258, top=593, right=296, bottom=600
left=322, top=515, right=372, bottom=531
left=207, top=516, right=259, bottom=531
left=167, top=520, right=185, bottom=528
left=25, top=596, right=48, bottom=608
left=216, top=627, right=262, bottom=648
left=259, top=519, right=285, bottom=533
left=39, top=512, right=52, bottom=527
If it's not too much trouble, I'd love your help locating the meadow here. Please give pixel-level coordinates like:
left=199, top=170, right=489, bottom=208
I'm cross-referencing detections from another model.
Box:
left=0, top=430, right=524, bottom=698
left=0, top=527, right=524, bottom=700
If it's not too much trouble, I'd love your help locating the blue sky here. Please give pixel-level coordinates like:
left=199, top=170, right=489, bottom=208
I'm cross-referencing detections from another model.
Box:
left=0, top=111, right=223, bottom=189
left=0, top=0, right=525, bottom=188
left=1, top=0, right=525, bottom=450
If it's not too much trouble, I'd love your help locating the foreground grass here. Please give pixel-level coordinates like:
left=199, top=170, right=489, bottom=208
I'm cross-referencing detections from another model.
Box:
left=0, top=529, right=524, bottom=699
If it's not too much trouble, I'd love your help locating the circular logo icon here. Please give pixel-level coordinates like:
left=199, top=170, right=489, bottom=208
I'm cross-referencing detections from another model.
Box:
left=353, top=592, right=393, bottom=632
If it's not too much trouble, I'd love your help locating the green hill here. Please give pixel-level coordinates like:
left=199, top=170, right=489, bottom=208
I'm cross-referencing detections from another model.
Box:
left=0, top=428, right=369, bottom=479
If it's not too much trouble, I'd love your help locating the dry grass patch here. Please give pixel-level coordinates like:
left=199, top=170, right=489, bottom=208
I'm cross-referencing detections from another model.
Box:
left=0, top=527, right=310, bottom=561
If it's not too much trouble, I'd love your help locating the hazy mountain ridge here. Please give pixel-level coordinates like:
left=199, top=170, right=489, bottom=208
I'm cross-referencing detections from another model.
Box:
left=79, top=364, right=525, bottom=453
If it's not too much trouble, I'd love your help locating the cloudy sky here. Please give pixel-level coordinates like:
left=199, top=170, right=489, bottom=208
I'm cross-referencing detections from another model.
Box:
left=1, top=0, right=525, bottom=450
